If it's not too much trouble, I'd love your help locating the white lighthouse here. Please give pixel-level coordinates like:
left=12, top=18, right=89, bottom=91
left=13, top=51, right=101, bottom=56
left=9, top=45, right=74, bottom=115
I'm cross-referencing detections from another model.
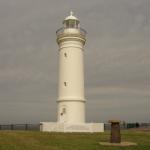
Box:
left=40, top=12, right=104, bottom=132
left=57, top=11, right=86, bottom=124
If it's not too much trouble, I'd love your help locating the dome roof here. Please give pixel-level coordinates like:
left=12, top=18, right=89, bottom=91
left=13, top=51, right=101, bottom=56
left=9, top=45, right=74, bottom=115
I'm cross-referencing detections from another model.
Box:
left=64, top=11, right=79, bottom=21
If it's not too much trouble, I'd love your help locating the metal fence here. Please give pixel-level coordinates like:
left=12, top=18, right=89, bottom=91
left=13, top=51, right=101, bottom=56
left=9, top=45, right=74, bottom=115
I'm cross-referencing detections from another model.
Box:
left=0, top=124, right=40, bottom=131
left=104, top=123, right=150, bottom=130
left=0, top=123, right=149, bottom=131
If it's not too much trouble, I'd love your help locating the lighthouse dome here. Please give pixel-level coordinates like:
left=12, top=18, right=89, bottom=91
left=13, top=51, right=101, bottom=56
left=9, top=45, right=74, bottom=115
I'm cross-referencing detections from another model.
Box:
left=63, top=11, right=80, bottom=28
left=64, top=11, right=79, bottom=21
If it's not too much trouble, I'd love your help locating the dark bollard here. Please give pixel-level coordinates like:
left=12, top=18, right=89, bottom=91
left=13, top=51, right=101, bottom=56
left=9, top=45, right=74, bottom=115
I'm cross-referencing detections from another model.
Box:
left=100, top=120, right=137, bottom=146
left=109, top=120, right=121, bottom=143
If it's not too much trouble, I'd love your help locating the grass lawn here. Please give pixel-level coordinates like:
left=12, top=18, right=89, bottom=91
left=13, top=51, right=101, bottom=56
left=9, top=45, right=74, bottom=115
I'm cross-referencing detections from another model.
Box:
left=0, top=130, right=149, bottom=150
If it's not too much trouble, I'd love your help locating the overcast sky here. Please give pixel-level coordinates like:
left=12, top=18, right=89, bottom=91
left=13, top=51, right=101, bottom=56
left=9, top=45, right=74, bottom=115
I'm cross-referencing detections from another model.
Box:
left=0, top=0, right=150, bottom=124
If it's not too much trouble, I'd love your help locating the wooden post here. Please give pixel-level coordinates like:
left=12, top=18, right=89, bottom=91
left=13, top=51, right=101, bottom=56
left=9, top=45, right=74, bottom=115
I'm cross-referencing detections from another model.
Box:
left=109, top=120, right=121, bottom=143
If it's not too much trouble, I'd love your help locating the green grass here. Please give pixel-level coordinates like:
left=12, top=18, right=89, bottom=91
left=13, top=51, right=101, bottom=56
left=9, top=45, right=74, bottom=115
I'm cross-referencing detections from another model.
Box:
left=0, top=130, right=149, bottom=150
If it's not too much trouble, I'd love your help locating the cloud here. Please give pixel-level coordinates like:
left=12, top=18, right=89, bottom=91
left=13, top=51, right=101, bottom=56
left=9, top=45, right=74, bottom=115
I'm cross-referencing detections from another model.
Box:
left=0, top=0, right=150, bottom=123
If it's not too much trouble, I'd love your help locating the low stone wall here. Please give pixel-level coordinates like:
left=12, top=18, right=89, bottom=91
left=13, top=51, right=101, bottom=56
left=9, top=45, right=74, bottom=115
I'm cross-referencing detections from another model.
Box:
left=40, top=122, right=104, bottom=133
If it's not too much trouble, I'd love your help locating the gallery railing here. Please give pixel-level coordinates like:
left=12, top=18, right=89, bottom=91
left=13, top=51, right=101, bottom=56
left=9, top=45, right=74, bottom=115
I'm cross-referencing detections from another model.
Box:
left=56, top=27, right=87, bottom=37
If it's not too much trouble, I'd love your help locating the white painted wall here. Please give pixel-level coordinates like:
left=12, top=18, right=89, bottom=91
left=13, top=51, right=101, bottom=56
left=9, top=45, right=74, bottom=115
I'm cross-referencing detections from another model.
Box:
left=57, top=28, right=86, bottom=124
left=57, top=101, right=85, bottom=123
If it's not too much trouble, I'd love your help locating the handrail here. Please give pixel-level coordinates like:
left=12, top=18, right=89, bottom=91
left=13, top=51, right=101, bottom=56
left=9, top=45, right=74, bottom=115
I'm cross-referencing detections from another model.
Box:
left=56, top=27, right=87, bottom=36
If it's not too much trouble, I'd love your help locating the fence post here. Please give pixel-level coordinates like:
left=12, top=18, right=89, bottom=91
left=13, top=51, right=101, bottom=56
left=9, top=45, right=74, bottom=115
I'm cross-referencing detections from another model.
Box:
left=25, top=124, right=28, bottom=130
left=11, top=124, right=14, bottom=130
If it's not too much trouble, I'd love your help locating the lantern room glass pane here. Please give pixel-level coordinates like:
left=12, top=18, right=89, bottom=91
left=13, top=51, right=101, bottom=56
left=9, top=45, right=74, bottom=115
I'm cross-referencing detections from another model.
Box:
left=65, top=20, right=78, bottom=28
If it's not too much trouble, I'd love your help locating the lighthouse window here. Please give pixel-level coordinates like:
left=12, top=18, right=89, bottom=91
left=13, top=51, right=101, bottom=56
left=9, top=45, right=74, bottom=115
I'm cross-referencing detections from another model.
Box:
left=64, top=82, right=67, bottom=86
left=64, top=53, right=67, bottom=57
left=65, top=20, right=77, bottom=28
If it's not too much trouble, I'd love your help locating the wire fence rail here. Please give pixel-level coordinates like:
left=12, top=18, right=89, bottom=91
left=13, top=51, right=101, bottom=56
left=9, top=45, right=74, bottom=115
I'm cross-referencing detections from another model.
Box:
left=104, top=122, right=150, bottom=130
left=0, top=123, right=149, bottom=131
left=0, top=124, right=40, bottom=131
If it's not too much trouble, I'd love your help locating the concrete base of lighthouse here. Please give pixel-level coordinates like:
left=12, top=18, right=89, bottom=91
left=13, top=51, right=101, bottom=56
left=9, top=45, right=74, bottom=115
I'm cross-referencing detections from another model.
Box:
left=40, top=122, right=104, bottom=133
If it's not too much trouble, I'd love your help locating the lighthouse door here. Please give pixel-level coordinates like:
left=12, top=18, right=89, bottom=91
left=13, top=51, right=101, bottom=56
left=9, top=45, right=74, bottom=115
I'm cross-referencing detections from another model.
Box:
left=60, top=106, right=67, bottom=123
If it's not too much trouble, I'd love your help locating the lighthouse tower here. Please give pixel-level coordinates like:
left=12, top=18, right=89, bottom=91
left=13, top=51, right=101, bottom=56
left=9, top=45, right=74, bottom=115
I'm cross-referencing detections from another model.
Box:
left=40, top=12, right=104, bottom=132
left=56, top=11, right=86, bottom=124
